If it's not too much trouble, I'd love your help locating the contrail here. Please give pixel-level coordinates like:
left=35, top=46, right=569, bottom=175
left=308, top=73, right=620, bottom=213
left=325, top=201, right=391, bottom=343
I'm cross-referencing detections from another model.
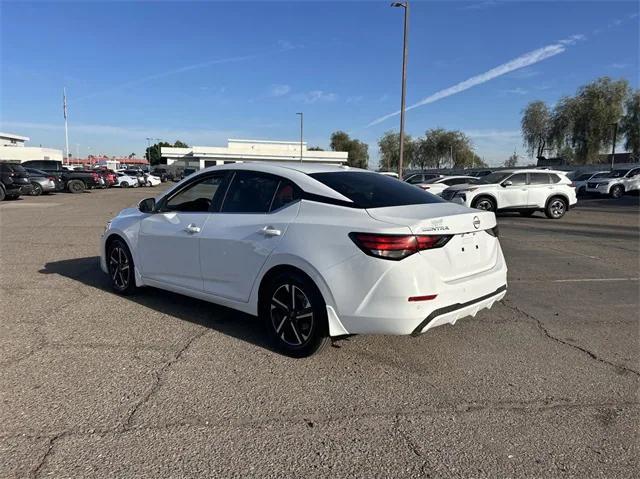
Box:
left=366, top=34, right=584, bottom=127
left=77, top=42, right=296, bottom=101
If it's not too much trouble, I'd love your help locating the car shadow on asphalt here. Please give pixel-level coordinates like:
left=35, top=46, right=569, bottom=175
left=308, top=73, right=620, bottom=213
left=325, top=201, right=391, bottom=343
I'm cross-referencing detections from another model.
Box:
left=39, top=256, right=277, bottom=353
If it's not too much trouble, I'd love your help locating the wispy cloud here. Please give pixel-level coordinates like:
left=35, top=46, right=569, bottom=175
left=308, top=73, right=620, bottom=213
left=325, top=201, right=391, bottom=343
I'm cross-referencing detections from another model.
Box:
left=366, top=33, right=585, bottom=127
left=503, top=87, right=529, bottom=95
left=459, top=1, right=499, bottom=12
left=0, top=120, right=238, bottom=144
left=293, top=90, right=337, bottom=104
left=465, top=129, right=521, bottom=139
left=77, top=42, right=298, bottom=101
left=608, top=62, right=631, bottom=69
left=269, top=84, right=291, bottom=97
left=346, top=95, right=364, bottom=104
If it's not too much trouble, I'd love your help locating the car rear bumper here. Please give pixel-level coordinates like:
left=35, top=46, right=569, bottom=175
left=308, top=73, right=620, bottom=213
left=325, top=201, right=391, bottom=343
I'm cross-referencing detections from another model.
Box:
left=324, top=240, right=508, bottom=336
left=410, top=285, right=506, bottom=335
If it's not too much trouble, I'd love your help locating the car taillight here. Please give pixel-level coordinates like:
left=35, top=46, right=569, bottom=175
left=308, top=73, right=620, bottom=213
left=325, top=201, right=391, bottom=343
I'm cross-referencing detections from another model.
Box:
left=92, top=173, right=99, bottom=180
left=349, top=233, right=452, bottom=260
left=48, top=176, right=55, bottom=181
left=569, top=182, right=576, bottom=188
left=420, top=185, right=430, bottom=190
left=485, top=226, right=499, bottom=237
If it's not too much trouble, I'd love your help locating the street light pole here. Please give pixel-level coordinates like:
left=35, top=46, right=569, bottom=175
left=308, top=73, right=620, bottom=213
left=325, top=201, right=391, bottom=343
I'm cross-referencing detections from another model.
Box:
left=392, top=1, right=409, bottom=179
left=296, top=112, right=304, bottom=162
left=610, top=122, right=618, bottom=171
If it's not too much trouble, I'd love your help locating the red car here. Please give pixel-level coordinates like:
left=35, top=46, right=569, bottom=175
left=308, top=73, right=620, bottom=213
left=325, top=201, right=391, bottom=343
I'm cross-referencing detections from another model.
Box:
left=93, top=168, right=117, bottom=187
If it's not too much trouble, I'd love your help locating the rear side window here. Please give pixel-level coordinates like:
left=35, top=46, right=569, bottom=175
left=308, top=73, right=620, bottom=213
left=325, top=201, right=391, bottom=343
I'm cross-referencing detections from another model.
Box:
left=529, top=173, right=550, bottom=184
left=221, top=172, right=280, bottom=213
left=444, top=177, right=473, bottom=186
left=310, top=171, right=445, bottom=209
left=406, top=175, right=424, bottom=184
left=549, top=174, right=562, bottom=183
left=270, top=180, right=301, bottom=211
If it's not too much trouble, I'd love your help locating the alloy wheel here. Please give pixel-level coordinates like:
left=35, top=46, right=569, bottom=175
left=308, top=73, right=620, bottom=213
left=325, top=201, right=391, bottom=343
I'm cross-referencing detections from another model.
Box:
left=475, top=199, right=494, bottom=211
left=270, top=284, right=314, bottom=347
left=549, top=199, right=566, bottom=218
left=109, top=246, right=130, bottom=291
left=30, top=183, right=42, bottom=196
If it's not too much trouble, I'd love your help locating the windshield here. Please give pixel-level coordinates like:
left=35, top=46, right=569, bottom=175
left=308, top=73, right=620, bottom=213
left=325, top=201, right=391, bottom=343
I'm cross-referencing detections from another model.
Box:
left=607, top=170, right=627, bottom=178
left=575, top=174, right=592, bottom=181
left=310, top=171, right=445, bottom=208
left=478, top=172, right=512, bottom=184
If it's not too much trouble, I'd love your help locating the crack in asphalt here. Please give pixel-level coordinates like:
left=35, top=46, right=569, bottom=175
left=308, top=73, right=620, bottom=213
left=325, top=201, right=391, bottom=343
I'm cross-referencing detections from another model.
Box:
left=6, top=399, right=637, bottom=443
left=29, top=432, right=66, bottom=479
left=500, top=300, right=640, bottom=378
left=122, top=328, right=208, bottom=430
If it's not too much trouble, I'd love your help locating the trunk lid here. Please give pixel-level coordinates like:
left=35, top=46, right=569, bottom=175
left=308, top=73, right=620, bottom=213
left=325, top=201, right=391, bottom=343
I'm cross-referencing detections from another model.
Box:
left=366, top=203, right=499, bottom=281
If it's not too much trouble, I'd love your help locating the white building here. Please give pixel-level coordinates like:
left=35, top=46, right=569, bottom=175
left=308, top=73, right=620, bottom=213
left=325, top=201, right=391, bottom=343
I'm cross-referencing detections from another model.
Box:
left=0, top=132, right=63, bottom=163
left=161, top=139, right=348, bottom=169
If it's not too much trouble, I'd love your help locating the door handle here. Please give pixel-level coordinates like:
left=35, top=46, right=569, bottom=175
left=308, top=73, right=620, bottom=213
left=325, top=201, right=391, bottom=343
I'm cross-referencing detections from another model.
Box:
left=261, top=226, right=281, bottom=237
left=184, top=224, right=201, bottom=234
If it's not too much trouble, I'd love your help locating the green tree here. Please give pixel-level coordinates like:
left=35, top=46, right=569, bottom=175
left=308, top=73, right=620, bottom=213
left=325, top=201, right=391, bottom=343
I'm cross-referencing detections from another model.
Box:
left=128, top=153, right=136, bottom=158
left=504, top=151, right=519, bottom=167
left=521, top=100, right=551, bottom=158
left=330, top=130, right=369, bottom=169
left=569, top=77, right=629, bottom=163
left=146, top=140, right=190, bottom=165
left=378, top=131, right=415, bottom=171
left=308, top=146, right=324, bottom=151
left=620, top=90, right=640, bottom=159
left=412, top=128, right=476, bottom=169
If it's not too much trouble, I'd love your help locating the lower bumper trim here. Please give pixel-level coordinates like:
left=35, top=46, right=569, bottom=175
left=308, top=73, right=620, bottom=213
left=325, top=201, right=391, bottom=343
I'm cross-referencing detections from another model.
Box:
left=410, top=284, right=507, bottom=336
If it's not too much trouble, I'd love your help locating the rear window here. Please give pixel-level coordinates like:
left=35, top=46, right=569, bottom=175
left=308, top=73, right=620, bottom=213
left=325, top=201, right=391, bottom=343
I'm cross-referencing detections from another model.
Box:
left=309, top=171, right=445, bottom=209
left=2, top=163, right=27, bottom=173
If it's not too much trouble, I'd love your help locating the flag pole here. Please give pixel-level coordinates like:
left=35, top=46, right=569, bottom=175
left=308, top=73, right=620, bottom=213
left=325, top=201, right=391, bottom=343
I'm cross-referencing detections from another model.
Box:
left=63, top=88, right=70, bottom=165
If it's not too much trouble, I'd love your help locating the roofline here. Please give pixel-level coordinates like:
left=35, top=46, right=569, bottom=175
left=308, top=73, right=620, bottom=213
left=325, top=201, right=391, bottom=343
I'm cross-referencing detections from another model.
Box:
left=228, top=138, right=308, bottom=145
left=0, top=132, right=30, bottom=142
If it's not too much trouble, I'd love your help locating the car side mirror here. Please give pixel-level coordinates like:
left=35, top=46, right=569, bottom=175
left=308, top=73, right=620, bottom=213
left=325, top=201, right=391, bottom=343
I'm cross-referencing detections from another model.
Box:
left=138, top=197, right=156, bottom=213
left=502, top=180, right=513, bottom=187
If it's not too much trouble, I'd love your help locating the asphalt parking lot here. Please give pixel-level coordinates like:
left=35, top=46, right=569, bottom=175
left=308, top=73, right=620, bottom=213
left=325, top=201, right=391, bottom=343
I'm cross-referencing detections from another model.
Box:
left=1, top=186, right=638, bottom=478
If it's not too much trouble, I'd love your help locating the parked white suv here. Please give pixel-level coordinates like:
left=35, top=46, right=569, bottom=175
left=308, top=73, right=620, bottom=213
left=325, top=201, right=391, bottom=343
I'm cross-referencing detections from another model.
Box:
left=572, top=171, right=609, bottom=195
left=441, top=169, right=577, bottom=219
left=584, top=167, right=640, bottom=198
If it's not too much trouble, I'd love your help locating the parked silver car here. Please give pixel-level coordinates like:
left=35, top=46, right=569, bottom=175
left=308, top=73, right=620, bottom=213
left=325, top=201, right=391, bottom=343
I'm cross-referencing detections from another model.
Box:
left=25, top=168, right=57, bottom=196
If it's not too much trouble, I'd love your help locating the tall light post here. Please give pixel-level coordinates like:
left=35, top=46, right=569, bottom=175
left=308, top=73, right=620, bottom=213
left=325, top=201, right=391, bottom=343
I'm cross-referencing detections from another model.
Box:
left=296, top=112, right=304, bottom=162
left=610, top=122, right=618, bottom=171
left=391, top=1, right=409, bottom=179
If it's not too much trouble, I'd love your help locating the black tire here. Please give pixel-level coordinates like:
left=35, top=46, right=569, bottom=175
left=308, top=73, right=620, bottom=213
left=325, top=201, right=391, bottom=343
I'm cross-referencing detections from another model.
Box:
left=120, top=181, right=129, bottom=188
left=67, top=179, right=85, bottom=194
left=260, top=271, right=329, bottom=358
left=545, top=197, right=568, bottom=219
left=610, top=184, right=624, bottom=199
left=519, top=210, right=536, bottom=217
left=0, top=186, right=5, bottom=202
left=106, top=238, right=137, bottom=295
left=30, top=182, right=43, bottom=196
left=5, top=195, right=20, bottom=200
left=472, top=196, right=496, bottom=212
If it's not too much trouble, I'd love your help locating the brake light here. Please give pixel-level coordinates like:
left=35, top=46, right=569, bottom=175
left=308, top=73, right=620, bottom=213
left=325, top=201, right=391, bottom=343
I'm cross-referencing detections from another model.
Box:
left=349, top=233, right=452, bottom=260
left=48, top=176, right=55, bottom=181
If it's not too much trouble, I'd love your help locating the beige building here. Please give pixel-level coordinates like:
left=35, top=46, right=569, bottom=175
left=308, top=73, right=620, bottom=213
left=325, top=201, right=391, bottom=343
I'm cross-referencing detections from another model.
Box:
left=161, top=139, right=348, bottom=169
left=0, top=132, right=63, bottom=163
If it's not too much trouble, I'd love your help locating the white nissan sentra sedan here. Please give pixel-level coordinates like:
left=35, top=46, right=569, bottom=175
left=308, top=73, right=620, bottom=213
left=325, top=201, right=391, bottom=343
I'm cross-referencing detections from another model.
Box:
left=101, top=163, right=507, bottom=357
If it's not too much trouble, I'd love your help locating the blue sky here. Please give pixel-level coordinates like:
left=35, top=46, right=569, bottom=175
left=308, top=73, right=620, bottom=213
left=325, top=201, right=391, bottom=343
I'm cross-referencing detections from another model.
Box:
left=1, top=0, right=638, bottom=167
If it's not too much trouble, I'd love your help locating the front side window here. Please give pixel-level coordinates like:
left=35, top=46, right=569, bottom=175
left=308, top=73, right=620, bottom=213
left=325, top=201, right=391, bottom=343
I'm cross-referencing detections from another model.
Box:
left=164, top=174, right=225, bottom=213
left=627, top=168, right=640, bottom=177
left=221, top=172, right=280, bottom=213
left=479, top=172, right=511, bottom=184
left=507, top=173, right=527, bottom=185
left=310, top=171, right=444, bottom=208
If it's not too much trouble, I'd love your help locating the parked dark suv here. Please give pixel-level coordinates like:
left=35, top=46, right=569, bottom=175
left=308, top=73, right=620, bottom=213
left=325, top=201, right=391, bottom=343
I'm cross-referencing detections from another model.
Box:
left=21, top=160, right=101, bottom=193
left=0, top=162, right=32, bottom=200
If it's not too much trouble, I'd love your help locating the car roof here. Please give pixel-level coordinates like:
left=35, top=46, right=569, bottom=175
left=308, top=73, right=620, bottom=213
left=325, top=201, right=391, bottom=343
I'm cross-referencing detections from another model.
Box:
left=169, top=162, right=364, bottom=203
left=500, top=169, right=568, bottom=175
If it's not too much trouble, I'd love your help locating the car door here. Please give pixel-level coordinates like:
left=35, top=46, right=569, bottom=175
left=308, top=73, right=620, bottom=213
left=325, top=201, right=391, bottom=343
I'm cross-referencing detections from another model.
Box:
left=498, top=173, right=528, bottom=208
left=199, top=171, right=301, bottom=302
left=137, top=172, right=228, bottom=291
left=527, top=172, right=553, bottom=207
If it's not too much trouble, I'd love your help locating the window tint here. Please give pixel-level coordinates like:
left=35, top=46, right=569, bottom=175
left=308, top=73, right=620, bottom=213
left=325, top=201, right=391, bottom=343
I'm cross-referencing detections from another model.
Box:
left=165, top=174, right=225, bottom=212
left=529, top=173, right=550, bottom=184
left=310, top=171, right=445, bottom=208
left=575, top=174, right=592, bottom=181
left=221, top=172, right=280, bottom=213
left=270, top=180, right=301, bottom=211
left=406, top=175, right=424, bottom=184
left=507, top=173, right=527, bottom=185
left=549, top=174, right=562, bottom=183
left=628, top=168, right=640, bottom=177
